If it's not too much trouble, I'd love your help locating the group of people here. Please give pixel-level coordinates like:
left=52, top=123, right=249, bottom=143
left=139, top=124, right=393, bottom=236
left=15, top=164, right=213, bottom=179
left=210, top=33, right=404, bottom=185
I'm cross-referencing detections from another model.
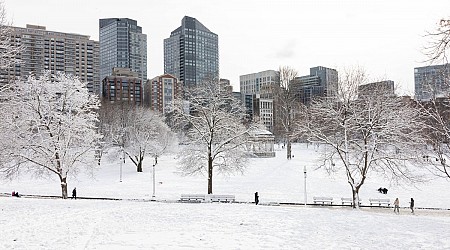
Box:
left=394, top=197, right=415, bottom=214
left=11, top=191, right=20, bottom=197
left=377, top=187, right=388, bottom=194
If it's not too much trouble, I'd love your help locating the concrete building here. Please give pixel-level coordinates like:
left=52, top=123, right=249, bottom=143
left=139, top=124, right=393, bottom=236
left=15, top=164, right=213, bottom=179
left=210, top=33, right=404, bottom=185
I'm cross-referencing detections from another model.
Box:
left=239, top=70, right=278, bottom=132
left=359, top=80, right=395, bottom=97
left=145, top=74, right=180, bottom=114
left=164, top=16, right=219, bottom=88
left=414, top=64, right=450, bottom=101
left=240, top=70, right=278, bottom=98
left=0, top=24, right=100, bottom=93
left=219, top=78, right=233, bottom=94
left=99, top=18, right=147, bottom=85
left=102, top=67, right=142, bottom=105
left=293, top=66, right=338, bottom=104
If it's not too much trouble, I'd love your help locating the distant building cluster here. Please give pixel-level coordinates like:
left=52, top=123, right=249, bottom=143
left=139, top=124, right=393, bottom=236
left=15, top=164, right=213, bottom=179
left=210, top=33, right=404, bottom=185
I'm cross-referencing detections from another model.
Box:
left=2, top=15, right=450, bottom=135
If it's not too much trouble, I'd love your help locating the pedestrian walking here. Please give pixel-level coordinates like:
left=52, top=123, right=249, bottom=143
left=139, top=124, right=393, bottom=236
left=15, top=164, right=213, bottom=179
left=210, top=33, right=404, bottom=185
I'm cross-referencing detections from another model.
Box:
left=254, top=192, right=259, bottom=205
left=410, top=198, right=415, bottom=214
left=394, top=198, right=400, bottom=214
left=72, top=187, right=77, bottom=200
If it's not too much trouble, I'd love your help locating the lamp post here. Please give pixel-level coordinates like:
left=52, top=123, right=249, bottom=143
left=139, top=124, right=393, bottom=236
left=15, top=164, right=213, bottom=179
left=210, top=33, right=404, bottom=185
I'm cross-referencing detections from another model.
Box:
left=152, top=159, right=156, bottom=201
left=304, top=166, right=307, bottom=206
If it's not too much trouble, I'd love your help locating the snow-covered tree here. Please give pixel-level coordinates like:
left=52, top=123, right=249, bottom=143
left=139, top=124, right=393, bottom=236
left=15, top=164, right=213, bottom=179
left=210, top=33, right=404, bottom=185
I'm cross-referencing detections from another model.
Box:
left=296, top=68, right=428, bottom=208
left=99, top=102, right=175, bottom=172
left=273, top=66, right=299, bottom=159
left=0, top=3, right=22, bottom=74
left=123, top=106, right=175, bottom=172
left=419, top=18, right=450, bottom=179
left=1, top=72, right=101, bottom=198
left=173, top=78, right=253, bottom=194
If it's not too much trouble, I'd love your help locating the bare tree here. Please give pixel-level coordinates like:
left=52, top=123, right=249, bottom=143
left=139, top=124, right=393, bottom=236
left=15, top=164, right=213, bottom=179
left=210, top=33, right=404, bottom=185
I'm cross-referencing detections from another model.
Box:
left=420, top=18, right=450, bottom=179
left=273, top=66, right=299, bottom=159
left=296, top=68, right=428, bottom=208
left=1, top=72, right=101, bottom=198
left=425, top=19, right=450, bottom=64
left=173, top=78, right=253, bottom=194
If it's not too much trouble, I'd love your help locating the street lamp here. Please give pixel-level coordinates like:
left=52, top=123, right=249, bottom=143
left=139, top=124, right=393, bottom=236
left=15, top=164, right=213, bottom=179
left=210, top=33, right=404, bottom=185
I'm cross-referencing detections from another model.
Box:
left=304, top=166, right=307, bottom=206
left=152, top=159, right=156, bottom=201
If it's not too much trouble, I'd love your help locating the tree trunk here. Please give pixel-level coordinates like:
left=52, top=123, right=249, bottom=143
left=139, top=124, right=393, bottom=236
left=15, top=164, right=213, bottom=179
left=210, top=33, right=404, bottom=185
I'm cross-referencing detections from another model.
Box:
left=137, top=151, right=144, bottom=172
left=60, top=177, right=68, bottom=199
left=208, top=151, right=213, bottom=194
left=351, top=187, right=361, bottom=209
left=287, top=140, right=292, bottom=160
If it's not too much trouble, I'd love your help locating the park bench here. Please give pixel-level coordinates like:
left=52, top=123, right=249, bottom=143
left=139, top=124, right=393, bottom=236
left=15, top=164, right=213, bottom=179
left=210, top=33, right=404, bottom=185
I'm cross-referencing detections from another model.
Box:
left=369, top=198, right=390, bottom=206
left=341, top=197, right=361, bottom=205
left=206, top=194, right=235, bottom=203
left=180, top=194, right=206, bottom=203
left=313, top=196, right=333, bottom=205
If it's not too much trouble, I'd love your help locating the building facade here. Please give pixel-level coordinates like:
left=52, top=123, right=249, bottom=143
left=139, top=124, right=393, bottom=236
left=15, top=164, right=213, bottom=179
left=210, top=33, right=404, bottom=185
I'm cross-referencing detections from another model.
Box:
left=359, top=80, right=395, bottom=97
left=145, top=74, right=180, bottom=114
left=164, top=16, right=219, bottom=88
left=293, top=66, right=338, bottom=104
left=102, top=67, right=142, bottom=105
left=239, top=70, right=278, bottom=131
left=99, top=18, right=147, bottom=85
left=414, top=64, right=450, bottom=101
left=0, top=24, right=100, bottom=93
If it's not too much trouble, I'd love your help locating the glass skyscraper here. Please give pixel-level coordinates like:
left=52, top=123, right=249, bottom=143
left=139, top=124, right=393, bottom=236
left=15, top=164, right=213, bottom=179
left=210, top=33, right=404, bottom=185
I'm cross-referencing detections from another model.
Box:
left=99, top=18, right=147, bottom=83
left=164, top=16, right=219, bottom=87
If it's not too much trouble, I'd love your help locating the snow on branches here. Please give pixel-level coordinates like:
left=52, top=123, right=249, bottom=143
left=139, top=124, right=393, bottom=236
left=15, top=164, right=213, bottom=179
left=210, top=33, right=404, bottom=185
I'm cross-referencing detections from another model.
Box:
left=1, top=72, right=101, bottom=198
left=173, top=78, right=253, bottom=194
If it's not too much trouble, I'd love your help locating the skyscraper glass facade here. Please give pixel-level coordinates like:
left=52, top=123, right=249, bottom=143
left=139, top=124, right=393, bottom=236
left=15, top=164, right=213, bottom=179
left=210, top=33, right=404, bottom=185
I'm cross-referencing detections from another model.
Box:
left=99, top=18, right=147, bottom=84
left=164, top=16, right=219, bottom=87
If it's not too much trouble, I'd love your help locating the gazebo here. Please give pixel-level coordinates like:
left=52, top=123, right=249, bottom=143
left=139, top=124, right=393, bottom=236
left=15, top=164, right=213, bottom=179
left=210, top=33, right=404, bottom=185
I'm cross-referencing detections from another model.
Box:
left=247, top=128, right=275, bottom=158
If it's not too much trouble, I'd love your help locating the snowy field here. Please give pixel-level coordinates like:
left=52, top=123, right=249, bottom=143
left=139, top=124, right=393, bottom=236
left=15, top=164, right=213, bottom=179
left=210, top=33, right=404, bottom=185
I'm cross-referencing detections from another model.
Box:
left=1, top=143, right=450, bottom=249
left=1, top=197, right=450, bottom=249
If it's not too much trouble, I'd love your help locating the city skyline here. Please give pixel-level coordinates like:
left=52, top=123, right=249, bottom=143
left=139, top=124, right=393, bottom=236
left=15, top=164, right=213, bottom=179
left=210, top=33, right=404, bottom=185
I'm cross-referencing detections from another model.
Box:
left=4, top=0, right=450, bottom=95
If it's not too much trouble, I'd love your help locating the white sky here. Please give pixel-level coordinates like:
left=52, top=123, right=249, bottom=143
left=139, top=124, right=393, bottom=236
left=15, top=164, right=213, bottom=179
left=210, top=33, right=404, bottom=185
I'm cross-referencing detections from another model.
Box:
left=4, top=0, right=450, bottom=95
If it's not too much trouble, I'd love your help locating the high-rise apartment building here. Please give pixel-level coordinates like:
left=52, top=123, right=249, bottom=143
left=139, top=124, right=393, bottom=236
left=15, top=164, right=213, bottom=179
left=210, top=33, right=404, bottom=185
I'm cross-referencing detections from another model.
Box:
left=293, top=66, right=338, bottom=104
left=0, top=24, right=100, bottom=93
left=99, top=18, right=147, bottom=84
left=144, top=74, right=180, bottom=114
left=414, top=64, right=450, bottom=101
left=164, top=16, right=219, bottom=88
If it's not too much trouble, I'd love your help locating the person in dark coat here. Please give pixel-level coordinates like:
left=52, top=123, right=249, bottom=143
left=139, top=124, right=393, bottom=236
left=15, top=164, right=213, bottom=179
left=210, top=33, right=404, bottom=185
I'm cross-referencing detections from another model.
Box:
left=72, top=187, right=77, bottom=200
left=254, top=192, right=259, bottom=205
left=410, top=198, right=415, bottom=214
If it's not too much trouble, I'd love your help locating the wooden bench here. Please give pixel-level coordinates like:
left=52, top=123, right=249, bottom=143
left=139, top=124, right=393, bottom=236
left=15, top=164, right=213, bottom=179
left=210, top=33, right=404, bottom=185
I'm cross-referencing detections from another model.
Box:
left=341, top=197, right=361, bottom=205
left=313, top=196, right=333, bottom=205
left=206, top=194, right=235, bottom=203
left=180, top=194, right=205, bottom=203
left=369, top=198, right=390, bottom=206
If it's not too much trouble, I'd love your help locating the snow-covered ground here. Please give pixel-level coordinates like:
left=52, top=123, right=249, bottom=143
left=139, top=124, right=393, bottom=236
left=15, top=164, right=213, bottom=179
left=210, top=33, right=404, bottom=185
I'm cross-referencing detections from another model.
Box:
left=1, top=144, right=450, bottom=249
left=1, top=198, right=450, bottom=249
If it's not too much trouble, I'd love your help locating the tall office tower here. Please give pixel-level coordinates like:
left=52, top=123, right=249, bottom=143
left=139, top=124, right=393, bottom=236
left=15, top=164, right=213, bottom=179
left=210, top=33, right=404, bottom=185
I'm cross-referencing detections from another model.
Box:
left=102, top=67, right=143, bottom=105
left=292, top=66, right=338, bottom=105
left=239, top=70, right=278, bottom=131
left=0, top=24, right=100, bottom=93
left=414, top=64, right=450, bottom=101
left=144, top=74, right=180, bottom=114
left=99, top=18, right=147, bottom=85
left=164, top=16, right=219, bottom=88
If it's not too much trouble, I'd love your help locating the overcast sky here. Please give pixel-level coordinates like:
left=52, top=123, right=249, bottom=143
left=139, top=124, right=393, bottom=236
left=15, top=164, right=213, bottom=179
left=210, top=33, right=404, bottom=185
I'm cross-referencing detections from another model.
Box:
left=4, top=0, right=450, bottom=95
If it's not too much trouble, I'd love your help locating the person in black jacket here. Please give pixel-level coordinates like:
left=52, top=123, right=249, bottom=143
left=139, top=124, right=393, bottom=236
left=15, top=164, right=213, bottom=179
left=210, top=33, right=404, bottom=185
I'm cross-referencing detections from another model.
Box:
left=410, top=198, right=415, bottom=214
left=72, top=187, right=77, bottom=200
